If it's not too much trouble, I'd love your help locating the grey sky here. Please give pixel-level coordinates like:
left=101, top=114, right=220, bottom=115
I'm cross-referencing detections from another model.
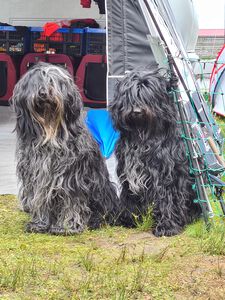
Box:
left=195, top=0, right=224, bottom=29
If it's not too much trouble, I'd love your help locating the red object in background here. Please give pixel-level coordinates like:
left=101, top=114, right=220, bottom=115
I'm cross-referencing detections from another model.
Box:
left=76, top=54, right=106, bottom=108
left=81, top=0, right=91, bottom=8
left=20, top=53, right=74, bottom=78
left=33, top=32, right=63, bottom=53
left=0, top=53, right=17, bottom=105
left=43, top=22, right=60, bottom=37
left=198, top=29, right=225, bottom=37
left=70, top=18, right=99, bottom=28
left=33, top=22, right=66, bottom=53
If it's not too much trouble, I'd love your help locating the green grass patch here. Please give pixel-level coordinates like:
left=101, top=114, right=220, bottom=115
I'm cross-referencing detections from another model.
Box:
left=216, top=115, right=225, bottom=138
left=186, top=219, right=225, bottom=255
left=1, top=196, right=225, bottom=299
left=133, top=206, right=155, bottom=232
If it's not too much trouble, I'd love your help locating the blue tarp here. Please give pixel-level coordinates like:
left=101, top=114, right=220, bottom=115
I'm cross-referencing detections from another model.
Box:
left=86, top=109, right=119, bottom=158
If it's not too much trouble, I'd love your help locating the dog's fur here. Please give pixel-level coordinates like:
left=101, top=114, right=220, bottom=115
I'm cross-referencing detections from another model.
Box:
left=109, top=67, right=201, bottom=236
left=12, top=62, right=118, bottom=235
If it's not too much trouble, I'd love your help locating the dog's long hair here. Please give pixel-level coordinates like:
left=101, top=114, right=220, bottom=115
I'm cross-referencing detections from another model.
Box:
left=109, top=67, right=200, bottom=236
left=12, top=62, right=118, bottom=234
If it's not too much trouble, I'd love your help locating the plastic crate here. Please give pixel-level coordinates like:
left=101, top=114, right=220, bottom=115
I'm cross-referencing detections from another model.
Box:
left=30, top=27, right=84, bottom=56
left=84, top=28, right=106, bottom=55
left=0, top=26, right=29, bottom=55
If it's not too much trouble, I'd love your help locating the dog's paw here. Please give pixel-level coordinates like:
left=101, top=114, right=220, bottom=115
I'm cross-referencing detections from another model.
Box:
left=152, top=225, right=181, bottom=237
left=49, top=225, right=82, bottom=235
left=22, top=206, right=31, bottom=214
left=26, top=222, right=49, bottom=233
left=19, top=203, right=31, bottom=213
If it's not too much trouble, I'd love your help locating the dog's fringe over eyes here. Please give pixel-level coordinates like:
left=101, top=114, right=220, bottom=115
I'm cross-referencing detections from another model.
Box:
left=11, top=62, right=119, bottom=235
left=109, top=66, right=201, bottom=237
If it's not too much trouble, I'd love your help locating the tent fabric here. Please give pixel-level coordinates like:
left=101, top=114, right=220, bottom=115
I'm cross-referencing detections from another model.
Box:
left=76, top=54, right=107, bottom=108
left=107, top=0, right=155, bottom=76
left=84, top=62, right=107, bottom=101
left=212, top=76, right=225, bottom=116
left=210, top=44, right=225, bottom=96
left=106, top=0, right=156, bottom=105
left=0, top=53, right=17, bottom=104
left=209, top=44, right=225, bottom=116
left=86, top=109, right=119, bottom=158
left=0, top=62, right=7, bottom=97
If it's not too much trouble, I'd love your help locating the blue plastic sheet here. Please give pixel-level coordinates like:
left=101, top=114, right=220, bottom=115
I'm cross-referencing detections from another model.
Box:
left=86, top=109, right=119, bottom=158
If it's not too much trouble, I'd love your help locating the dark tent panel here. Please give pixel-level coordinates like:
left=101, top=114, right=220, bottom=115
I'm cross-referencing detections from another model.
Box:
left=107, top=0, right=155, bottom=76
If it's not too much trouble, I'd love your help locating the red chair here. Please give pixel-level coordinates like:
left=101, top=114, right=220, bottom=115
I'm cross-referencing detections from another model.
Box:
left=20, top=53, right=74, bottom=78
left=76, top=54, right=107, bottom=108
left=0, top=53, right=17, bottom=105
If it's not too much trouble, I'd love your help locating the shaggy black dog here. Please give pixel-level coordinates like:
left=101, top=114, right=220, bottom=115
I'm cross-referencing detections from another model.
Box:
left=109, top=67, right=201, bottom=237
left=11, top=62, right=118, bottom=235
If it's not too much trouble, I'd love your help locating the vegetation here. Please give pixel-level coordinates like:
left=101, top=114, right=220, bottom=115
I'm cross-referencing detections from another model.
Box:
left=0, top=195, right=225, bottom=299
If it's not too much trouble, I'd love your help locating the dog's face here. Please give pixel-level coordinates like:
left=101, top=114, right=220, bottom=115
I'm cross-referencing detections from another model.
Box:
left=120, top=106, right=153, bottom=131
left=11, top=63, right=82, bottom=144
left=109, top=68, right=178, bottom=135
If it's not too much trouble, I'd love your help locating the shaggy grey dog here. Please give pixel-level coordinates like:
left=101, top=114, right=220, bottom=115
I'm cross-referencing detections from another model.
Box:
left=109, top=67, right=201, bottom=237
left=11, top=62, right=118, bottom=235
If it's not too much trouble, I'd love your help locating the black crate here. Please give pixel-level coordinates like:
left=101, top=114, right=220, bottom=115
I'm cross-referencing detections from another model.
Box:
left=30, top=27, right=84, bottom=56
left=0, top=26, right=29, bottom=55
left=84, top=28, right=106, bottom=55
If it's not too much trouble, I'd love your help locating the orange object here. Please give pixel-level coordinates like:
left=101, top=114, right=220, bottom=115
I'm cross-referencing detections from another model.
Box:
left=43, top=22, right=60, bottom=37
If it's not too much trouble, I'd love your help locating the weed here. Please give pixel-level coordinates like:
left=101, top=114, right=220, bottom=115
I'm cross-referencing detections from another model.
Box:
left=186, top=220, right=225, bottom=255
left=78, top=251, right=95, bottom=272
left=215, top=257, right=223, bottom=277
left=116, top=246, right=127, bottom=264
left=133, top=206, right=154, bottom=232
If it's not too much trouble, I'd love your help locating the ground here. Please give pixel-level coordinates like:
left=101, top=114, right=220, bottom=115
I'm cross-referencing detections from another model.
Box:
left=1, top=195, right=225, bottom=300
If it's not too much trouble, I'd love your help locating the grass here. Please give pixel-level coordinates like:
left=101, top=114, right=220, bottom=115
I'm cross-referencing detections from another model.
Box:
left=133, top=206, right=155, bottom=232
left=215, top=115, right=225, bottom=137
left=186, top=219, right=225, bottom=255
left=1, top=196, right=225, bottom=299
